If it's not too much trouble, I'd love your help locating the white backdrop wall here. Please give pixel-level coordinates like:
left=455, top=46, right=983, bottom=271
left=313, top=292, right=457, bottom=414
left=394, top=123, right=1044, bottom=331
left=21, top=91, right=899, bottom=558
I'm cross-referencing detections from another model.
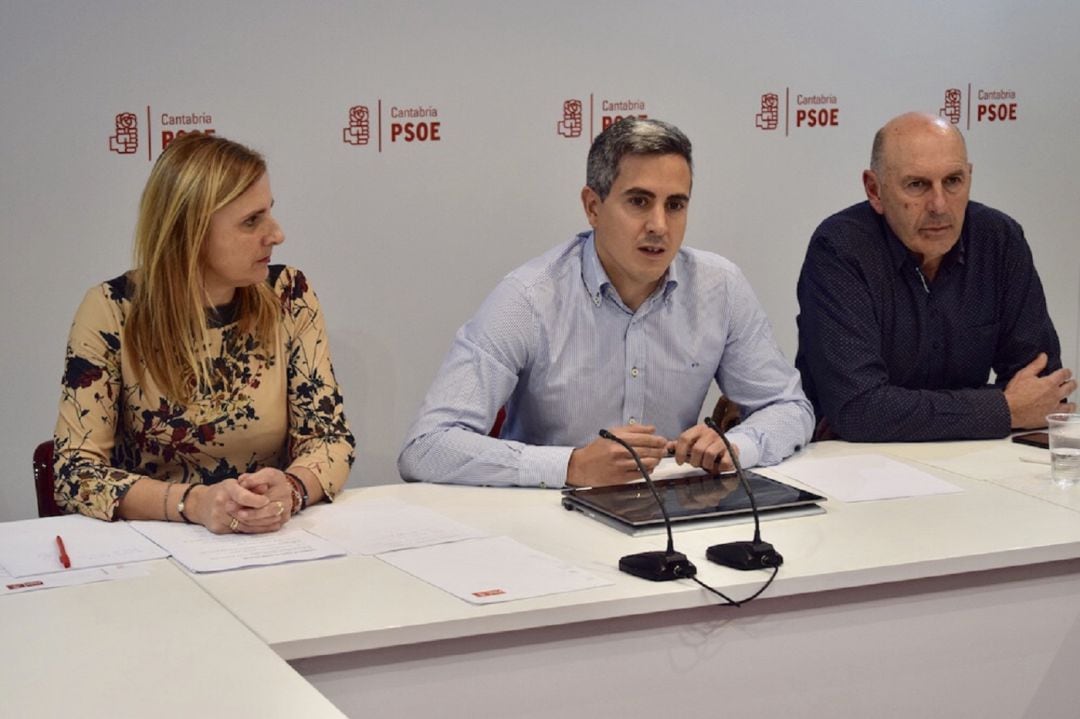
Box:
left=2, top=1, right=1077, bottom=521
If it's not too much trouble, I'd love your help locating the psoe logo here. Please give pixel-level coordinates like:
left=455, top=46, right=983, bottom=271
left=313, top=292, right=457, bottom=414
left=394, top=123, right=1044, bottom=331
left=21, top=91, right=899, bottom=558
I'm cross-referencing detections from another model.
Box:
left=557, top=99, right=583, bottom=138
left=343, top=105, right=371, bottom=146
left=940, top=88, right=962, bottom=125
left=109, top=112, right=139, bottom=154
left=755, top=93, right=779, bottom=131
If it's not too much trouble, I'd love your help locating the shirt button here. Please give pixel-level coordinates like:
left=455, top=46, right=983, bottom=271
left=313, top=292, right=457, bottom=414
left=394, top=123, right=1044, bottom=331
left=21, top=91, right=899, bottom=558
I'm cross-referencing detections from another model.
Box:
left=628, top=417, right=637, bottom=425
left=631, top=367, right=639, bottom=378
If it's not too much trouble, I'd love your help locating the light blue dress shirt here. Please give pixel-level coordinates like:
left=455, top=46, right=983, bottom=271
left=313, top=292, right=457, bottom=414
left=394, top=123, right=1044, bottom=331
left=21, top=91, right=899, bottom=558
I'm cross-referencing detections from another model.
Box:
left=398, top=232, right=813, bottom=488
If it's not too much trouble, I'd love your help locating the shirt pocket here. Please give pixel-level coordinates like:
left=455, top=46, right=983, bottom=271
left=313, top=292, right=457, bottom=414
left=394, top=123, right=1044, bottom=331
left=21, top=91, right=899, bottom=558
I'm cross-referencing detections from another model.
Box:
left=650, top=346, right=716, bottom=404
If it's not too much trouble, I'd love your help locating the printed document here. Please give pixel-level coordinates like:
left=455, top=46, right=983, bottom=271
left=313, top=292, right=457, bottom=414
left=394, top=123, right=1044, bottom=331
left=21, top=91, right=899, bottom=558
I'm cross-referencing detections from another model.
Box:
left=774, top=453, right=962, bottom=502
left=378, top=535, right=612, bottom=605
left=0, top=514, right=168, bottom=577
left=130, top=521, right=344, bottom=573
left=2, top=563, right=152, bottom=595
left=297, top=497, right=487, bottom=555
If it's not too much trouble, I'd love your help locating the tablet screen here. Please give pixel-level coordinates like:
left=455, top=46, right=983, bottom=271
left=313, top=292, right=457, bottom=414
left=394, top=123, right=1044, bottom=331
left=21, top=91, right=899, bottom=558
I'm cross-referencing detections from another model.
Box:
left=562, top=471, right=824, bottom=527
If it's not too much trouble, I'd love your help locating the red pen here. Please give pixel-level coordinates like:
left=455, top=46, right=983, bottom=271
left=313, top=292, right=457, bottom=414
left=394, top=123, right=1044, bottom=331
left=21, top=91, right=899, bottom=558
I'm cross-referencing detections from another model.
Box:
left=56, top=535, right=71, bottom=569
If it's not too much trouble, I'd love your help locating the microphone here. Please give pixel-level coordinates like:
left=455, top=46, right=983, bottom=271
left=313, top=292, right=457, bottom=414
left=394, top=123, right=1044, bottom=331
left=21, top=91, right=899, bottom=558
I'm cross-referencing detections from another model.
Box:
left=598, top=429, right=697, bottom=582
left=702, top=416, right=783, bottom=571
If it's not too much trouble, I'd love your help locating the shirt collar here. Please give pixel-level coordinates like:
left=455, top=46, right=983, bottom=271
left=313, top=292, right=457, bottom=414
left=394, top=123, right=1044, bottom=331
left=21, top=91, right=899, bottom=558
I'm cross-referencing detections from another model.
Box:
left=581, top=231, right=680, bottom=310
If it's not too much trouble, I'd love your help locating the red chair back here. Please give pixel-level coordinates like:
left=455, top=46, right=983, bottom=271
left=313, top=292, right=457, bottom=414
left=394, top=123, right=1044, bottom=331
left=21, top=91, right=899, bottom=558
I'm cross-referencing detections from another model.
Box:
left=33, top=441, right=63, bottom=517
left=489, top=407, right=507, bottom=438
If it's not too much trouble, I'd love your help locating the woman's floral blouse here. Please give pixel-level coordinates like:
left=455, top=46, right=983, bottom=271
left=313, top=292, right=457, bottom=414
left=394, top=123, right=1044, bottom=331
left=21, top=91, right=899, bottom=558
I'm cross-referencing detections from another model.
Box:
left=53, top=265, right=355, bottom=520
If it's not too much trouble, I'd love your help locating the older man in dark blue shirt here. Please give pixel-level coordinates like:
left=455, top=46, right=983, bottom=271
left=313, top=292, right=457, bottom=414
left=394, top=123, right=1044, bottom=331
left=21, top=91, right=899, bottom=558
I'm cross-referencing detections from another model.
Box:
left=796, top=112, right=1076, bottom=442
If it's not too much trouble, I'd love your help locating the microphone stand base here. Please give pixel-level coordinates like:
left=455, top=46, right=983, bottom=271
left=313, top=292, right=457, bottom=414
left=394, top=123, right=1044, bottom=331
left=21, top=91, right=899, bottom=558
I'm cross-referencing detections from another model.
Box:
left=619, top=551, right=697, bottom=582
left=707, top=541, right=784, bottom=571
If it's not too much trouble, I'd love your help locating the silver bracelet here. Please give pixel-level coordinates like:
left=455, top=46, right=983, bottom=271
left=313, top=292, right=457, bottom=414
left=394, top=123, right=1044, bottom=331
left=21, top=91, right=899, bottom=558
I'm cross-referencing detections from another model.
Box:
left=162, top=483, right=171, bottom=521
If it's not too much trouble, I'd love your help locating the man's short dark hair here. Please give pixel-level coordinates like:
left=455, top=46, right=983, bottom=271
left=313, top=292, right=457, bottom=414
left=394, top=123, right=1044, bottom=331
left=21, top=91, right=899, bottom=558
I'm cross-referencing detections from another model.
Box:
left=586, top=118, right=693, bottom=200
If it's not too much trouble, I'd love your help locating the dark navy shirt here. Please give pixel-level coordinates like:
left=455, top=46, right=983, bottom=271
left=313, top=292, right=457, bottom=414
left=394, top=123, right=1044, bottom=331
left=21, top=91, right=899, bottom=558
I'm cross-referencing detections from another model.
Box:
left=796, top=201, right=1062, bottom=442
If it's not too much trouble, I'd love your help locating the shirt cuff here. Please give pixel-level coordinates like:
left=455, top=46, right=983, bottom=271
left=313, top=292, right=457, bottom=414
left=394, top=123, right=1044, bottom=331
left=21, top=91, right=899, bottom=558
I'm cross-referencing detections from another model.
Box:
left=518, top=444, right=575, bottom=489
left=987, top=389, right=1013, bottom=437
left=725, top=431, right=761, bottom=470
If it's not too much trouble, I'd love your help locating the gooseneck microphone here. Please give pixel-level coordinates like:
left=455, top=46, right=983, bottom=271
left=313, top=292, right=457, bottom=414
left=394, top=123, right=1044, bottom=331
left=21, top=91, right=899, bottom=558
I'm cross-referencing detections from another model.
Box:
left=702, top=416, right=783, bottom=571
left=598, top=429, right=697, bottom=582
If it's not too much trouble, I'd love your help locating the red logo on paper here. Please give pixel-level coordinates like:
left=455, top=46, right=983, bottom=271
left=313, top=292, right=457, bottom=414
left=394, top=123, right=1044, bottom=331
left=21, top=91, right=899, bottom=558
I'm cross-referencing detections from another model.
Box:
left=755, top=93, right=779, bottom=130
left=940, top=89, right=962, bottom=125
left=557, top=99, right=583, bottom=138
left=472, top=588, right=506, bottom=598
left=343, top=105, right=371, bottom=145
left=109, top=112, right=139, bottom=154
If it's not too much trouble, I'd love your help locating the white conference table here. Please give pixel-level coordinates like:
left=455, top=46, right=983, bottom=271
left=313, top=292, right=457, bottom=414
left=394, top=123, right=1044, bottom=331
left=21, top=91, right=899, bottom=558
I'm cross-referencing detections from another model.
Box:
left=189, top=438, right=1080, bottom=719
left=879, top=437, right=1080, bottom=513
left=1, top=559, right=345, bottom=718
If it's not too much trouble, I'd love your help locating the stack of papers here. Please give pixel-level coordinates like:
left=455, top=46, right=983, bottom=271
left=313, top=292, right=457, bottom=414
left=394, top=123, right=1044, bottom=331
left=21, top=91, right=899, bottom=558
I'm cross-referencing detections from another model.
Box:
left=0, top=514, right=168, bottom=577
left=0, top=515, right=167, bottom=594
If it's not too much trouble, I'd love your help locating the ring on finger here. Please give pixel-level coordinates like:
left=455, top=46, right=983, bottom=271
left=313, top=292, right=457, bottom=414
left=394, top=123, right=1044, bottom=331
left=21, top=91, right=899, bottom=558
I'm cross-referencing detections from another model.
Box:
left=229, top=517, right=240, bottom=532
left=275, top=500, right=285, bottom=517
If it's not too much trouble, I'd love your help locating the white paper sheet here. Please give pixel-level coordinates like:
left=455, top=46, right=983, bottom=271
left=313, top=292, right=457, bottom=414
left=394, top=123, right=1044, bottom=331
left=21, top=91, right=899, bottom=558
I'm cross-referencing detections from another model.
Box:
left=297, top=497, right=488, bottom=555
left=650, top=456, right=708, bottom=481
left=378, top=535, right=612, bottom=605
left=0, top=514, right=169, bottom=577
left=129, top=521, right=344, bottom=573
left=774, top=453, right=962, bottom=502
left=1, top=563, right=152, bottom=595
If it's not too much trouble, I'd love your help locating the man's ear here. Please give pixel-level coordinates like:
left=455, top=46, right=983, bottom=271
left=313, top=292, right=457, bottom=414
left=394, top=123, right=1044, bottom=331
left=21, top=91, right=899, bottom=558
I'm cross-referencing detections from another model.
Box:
left=863, top=170, right=885, bottom=215
left=581, top=185, right=601, bottom=228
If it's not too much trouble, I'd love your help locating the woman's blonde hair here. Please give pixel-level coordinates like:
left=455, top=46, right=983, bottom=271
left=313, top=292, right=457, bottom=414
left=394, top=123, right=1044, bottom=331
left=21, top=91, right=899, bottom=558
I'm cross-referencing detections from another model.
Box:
left=126, top=132, right=281, bottom=403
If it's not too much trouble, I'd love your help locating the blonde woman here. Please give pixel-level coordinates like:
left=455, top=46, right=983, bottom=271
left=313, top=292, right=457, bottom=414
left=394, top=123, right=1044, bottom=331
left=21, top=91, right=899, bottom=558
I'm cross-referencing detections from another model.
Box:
left=53, top=132, right=355, bottom=533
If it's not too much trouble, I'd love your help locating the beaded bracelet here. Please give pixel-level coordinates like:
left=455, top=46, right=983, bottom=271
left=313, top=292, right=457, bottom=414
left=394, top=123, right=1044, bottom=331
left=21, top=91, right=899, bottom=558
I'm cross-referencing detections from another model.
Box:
left=284, top=472, right=308, bottom=513
left=177, top=484, right=197, bottom=524
left=287, top=482, right=301, bottom=515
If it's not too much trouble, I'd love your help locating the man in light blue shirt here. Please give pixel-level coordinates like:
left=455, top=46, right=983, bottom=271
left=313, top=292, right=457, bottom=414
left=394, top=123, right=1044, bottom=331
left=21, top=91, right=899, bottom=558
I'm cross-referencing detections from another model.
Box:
left=399, top=118, right=812, bottom=488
